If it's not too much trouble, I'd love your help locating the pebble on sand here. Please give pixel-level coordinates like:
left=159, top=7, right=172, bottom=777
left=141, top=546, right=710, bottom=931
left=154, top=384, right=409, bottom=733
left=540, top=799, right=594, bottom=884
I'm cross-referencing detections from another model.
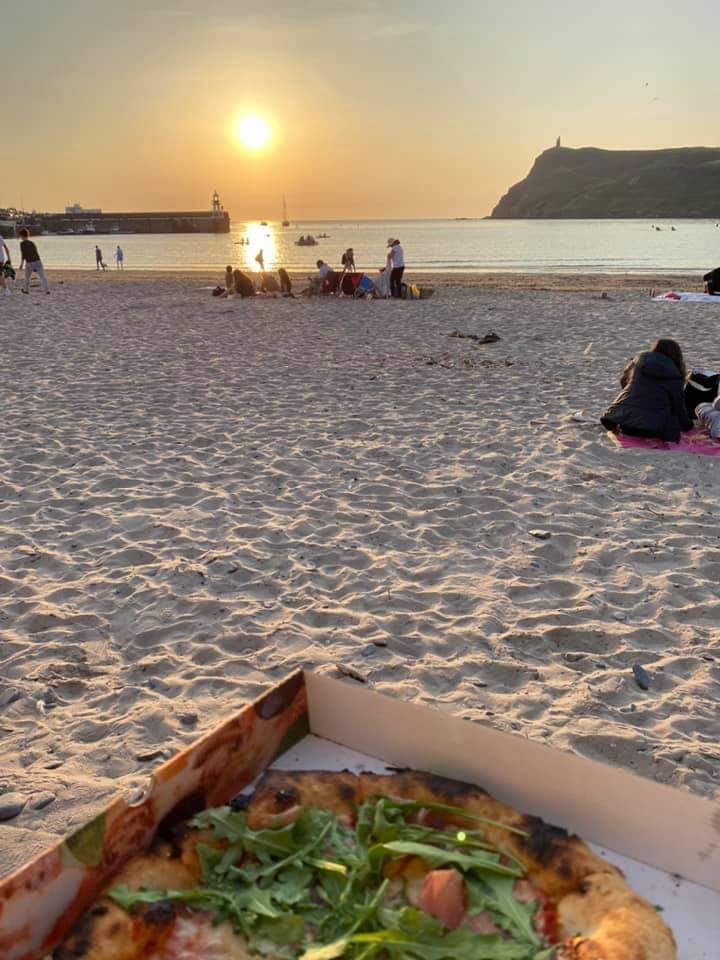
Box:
left=0, top=794, right=27, bottom=822
left=632, top=664, right=651, bottom=691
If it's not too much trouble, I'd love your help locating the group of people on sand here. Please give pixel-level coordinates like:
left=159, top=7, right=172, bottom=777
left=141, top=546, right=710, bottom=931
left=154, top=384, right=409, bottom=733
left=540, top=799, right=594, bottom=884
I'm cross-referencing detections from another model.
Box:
left=219, top=265, right=293, bottom=298
left=95, top=245, right=124, bottom=271
left=601, top=338, right=719, bottom=442
left=217, top=238, right=407, bottom=301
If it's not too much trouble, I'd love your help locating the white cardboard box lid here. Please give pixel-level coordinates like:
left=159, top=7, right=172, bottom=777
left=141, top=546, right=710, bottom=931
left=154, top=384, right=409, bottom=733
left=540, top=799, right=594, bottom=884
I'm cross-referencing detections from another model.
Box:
left=271, top=733, right=719, bottom=960
left=301, top=672, right=720, bottom=956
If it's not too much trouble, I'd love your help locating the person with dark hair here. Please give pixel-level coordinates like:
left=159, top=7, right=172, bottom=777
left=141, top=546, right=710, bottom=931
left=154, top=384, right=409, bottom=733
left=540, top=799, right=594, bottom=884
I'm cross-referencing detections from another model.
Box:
left=224, top=265, right=234, bottom=293
left=18, top=228, right=50, bottom=294
left=601, top=338, right=692, bottom=442
left=387, top=238, right=405, bottom=298
left=308, top=259, right=338, bottom=295
left=278, top=268, right=292, bottom=295
left=703, top=267, right=720, bottom=295
left=233, top=269, right=256, bottom=298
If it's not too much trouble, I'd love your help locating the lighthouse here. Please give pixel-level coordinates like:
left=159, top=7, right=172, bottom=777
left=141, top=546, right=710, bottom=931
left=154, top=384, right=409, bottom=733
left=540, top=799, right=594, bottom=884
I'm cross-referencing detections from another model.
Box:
left=212, top=190, right=222, bottom=216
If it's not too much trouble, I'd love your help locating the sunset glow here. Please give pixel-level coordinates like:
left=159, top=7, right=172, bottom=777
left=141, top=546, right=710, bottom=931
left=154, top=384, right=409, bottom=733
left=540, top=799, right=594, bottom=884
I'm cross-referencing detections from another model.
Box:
left=234, top=114, right=271, bottom=151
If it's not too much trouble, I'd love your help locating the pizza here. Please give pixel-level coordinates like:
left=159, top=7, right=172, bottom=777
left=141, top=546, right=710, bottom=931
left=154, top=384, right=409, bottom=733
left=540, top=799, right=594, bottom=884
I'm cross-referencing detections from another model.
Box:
left=55, top=769, right=676, bottom=960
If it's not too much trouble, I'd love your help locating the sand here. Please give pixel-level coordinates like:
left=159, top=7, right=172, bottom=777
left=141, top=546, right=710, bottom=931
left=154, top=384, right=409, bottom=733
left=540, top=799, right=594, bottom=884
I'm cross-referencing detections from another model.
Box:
left=1, top=270, right=719, bottom=877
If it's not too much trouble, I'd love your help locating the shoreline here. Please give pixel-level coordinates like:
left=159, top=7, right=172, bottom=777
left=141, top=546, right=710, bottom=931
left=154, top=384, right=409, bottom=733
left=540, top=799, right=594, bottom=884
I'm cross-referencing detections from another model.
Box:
left=35, top=269, right=703, bottom=293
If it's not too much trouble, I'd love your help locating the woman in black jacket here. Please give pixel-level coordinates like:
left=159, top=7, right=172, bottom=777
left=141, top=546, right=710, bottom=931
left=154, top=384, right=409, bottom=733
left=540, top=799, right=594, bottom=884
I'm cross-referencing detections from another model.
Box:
left=601, top=339, right=692, bottom=442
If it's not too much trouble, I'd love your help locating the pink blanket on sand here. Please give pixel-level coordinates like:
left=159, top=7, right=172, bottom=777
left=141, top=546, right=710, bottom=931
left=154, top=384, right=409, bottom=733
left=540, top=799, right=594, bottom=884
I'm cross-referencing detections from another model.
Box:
left=609, top=427, right=720, bottom=457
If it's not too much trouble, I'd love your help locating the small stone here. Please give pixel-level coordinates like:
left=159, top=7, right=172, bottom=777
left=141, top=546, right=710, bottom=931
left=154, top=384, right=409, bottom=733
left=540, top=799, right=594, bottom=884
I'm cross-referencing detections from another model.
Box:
left=613, top=611, right=627, bottom=621
left=29, top=791, right=56, bottom=811
left=179, top=712, right=198, bottom=727
left=564, top=653, right=585, bottom=663
left=135, top=749, right=164, bottom=762
left=0, top=688, right=21, bottom=709
left=44, top=760, right=64, bottom=770
left=361, top=644, right=376, bottom=658
left=372, top=640, right=388, bottom=648
left=529, top=529, right=551, bottom=540
left=632, top=664, right=651, bottom=691
left=0, top=794, right=27, bottom=822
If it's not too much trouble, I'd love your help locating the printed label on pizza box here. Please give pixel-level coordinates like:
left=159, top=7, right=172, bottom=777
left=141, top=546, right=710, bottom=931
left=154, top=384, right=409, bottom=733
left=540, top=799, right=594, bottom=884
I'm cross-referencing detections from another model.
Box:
left=0, top=669, right=717, bottom=960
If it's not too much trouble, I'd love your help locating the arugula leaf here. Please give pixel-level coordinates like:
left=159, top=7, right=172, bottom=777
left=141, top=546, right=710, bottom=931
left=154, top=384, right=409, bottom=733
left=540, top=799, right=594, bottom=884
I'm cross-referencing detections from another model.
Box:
left=467, top=876, right=540, bottom=946
left=360, top=797, right=529, bottom=838
left=371, top=840, right=522, bottom=877
left=351, top=927, right=532, bottom=959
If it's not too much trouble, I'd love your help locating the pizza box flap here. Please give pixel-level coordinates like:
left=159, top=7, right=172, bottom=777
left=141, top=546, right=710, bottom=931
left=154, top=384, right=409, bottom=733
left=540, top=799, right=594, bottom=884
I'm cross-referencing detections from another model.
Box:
left=304, top=672, right=720, bottom=891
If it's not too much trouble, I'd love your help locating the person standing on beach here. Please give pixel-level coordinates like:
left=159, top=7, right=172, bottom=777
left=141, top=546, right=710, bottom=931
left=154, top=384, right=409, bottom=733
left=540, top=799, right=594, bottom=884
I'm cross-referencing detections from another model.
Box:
left=255, top=249, right=265, bottom=271
left=0, top=235, right=12, bottom=296
left=95, top=245, right=106, bottom=271
left=18, top=229, right=50, bottom=294
left=388, top=238, right=405, bottom=298
left=115, top=245, right=124, bottom=270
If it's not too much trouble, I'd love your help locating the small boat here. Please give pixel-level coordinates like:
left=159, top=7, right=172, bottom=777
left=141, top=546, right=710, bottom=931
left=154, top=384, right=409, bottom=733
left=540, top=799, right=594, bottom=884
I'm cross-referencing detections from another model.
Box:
left=316, top=232, right=330, bottom=238
left=260, top=221, right=268, bottom=226
left=281, top=194, right=290, bottom=227
left=295, top=235, right=318, bottom=246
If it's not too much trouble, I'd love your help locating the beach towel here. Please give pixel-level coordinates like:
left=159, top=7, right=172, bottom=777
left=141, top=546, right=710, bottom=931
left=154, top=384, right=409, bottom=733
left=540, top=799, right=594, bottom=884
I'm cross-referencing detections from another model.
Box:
left=652, top=291, right=720, bottom=303
left=608, top=427, right=720, bottom=457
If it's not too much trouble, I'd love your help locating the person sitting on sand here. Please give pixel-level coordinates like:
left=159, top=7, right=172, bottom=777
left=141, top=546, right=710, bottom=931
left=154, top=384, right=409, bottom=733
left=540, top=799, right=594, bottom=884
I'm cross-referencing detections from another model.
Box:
left=703, top=267, right=720, bottom=295
left=225, top=265, right=234, bottom=293
left=260, top=272, right=280, bottom=294
left=233, top=269, right=256, bottom=298
left=307, top=259, right=338, bottom=295
left=601, top=338, right=692, bottom=442
left=278, top=268, right=292, bottom=295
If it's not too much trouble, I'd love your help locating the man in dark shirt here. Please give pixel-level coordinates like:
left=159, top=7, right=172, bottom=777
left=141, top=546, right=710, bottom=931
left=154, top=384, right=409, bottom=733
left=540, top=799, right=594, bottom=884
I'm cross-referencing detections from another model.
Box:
left=18, top=228, right=50, bottom=294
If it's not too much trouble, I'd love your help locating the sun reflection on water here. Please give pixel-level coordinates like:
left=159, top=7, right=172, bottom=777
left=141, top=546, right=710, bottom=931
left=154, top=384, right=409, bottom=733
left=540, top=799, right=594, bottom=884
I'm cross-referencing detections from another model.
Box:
left=243, top=222, right=277, bottom=273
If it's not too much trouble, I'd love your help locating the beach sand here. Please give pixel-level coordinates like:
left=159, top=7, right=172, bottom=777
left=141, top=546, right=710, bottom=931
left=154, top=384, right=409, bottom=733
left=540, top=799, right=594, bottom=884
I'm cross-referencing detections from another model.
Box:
left=1, top=271, right=719, bottom=876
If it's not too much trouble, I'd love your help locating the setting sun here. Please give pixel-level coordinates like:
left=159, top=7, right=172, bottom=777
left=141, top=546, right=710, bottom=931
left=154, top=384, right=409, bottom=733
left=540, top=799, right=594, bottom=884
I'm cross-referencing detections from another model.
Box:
left=234, top=114, right=271, bottom=151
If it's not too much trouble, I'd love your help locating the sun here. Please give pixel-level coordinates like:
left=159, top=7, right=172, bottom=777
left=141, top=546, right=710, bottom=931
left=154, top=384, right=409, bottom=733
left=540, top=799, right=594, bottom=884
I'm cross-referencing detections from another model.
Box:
left=234, top=114, right=271, bottom=151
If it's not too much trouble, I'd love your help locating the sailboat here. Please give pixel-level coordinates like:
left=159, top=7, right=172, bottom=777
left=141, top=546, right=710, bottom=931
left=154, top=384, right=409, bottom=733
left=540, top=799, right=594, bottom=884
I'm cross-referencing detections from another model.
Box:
left=281, top=194, right=290, bottom=227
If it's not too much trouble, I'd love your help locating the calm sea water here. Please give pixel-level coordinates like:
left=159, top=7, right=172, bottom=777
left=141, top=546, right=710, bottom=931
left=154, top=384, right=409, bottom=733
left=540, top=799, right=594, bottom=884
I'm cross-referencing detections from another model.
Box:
left=11, top=218, right=720, bottom=274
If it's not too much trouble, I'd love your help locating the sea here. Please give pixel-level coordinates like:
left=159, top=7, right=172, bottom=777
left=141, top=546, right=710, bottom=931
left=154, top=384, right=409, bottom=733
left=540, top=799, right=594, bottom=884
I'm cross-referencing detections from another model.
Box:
left=12, top=218, right=720, bottom=274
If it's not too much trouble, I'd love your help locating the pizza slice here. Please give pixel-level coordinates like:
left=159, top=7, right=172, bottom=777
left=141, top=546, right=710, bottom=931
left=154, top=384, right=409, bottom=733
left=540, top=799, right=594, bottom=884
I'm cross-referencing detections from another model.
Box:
left=55, top=769, right=676, bottom=960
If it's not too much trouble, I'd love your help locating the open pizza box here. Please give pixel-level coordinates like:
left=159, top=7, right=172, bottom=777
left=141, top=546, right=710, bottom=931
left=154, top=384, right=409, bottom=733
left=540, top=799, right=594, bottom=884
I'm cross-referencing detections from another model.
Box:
left=0, top=670, right=718, bottom=959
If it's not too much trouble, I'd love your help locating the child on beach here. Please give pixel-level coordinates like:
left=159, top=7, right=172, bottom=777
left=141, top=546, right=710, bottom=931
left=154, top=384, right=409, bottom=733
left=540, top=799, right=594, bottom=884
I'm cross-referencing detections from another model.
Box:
left=18, top=229, right=50, bottom=295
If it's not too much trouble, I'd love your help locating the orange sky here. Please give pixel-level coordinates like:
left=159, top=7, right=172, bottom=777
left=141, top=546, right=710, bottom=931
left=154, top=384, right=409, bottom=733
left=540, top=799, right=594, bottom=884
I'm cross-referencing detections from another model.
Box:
left=3, top=0, right=718, bottom=219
